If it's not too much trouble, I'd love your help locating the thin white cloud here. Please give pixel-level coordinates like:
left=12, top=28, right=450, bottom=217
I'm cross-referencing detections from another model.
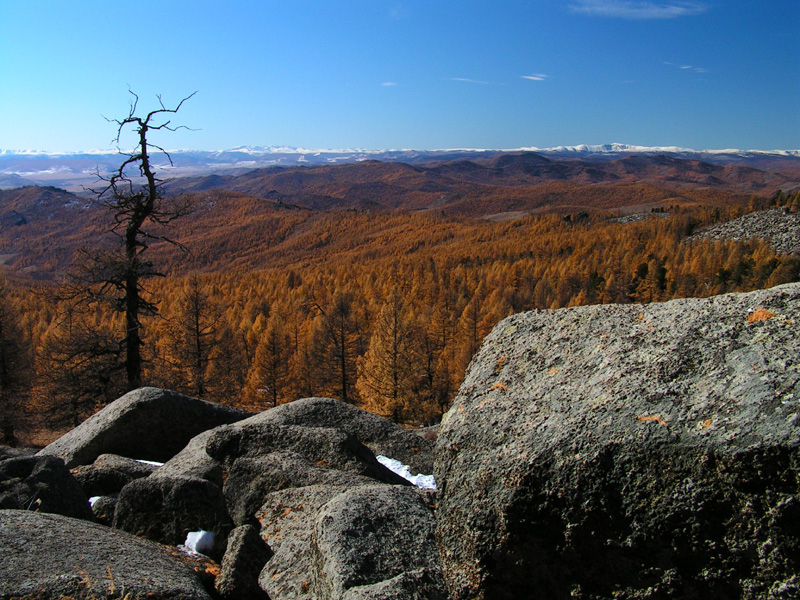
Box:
left=382, top=82, right=398, bottom=87
left=569, top=0, right=707, bottom=19
left=521, top=73, right=549, bottom=81
left=450, top=77, right=492, bottom=85
left=664, top=61, right=708, bottom=74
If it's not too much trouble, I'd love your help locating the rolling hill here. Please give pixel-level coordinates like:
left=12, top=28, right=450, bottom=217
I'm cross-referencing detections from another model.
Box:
left=0, top=152, right=795, bottom=280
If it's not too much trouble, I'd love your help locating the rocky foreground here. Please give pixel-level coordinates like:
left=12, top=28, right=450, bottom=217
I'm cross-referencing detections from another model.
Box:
left=2, top=282, right=800, bottom=599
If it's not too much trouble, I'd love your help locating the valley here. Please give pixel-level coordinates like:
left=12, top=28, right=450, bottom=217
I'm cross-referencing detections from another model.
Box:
left=1, top=150, right=799, bottom=445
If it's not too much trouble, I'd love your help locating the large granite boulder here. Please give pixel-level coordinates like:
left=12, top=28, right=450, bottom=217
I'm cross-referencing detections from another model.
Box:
left=38, top=387, right=252, bottom=468
left=0, top=454, right=93, bottom=521
left=71, top=452, right=159, bottom=497
left=0, top=509, right=213, bottom=599
left=223, top=451, right=375, bottom=526
left=436, top=282, right=800, bottom=600
left=243, top=397, right=436, bottom=474
left=154, top=429, right=225, bottom=485
left=312, top=484, right=446, bottom=600
left=256, top=483, right=445, bottom=600
left=206, top=421, right=409, bottom=486
left=113, top=475, right=232, bottom=559
left=257, top=484, right=353, bottom=600
left=215, top=523, right=272, bottom=600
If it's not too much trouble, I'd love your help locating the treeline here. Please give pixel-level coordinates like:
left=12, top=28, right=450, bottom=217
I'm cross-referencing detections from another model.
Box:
left=2, top=192, right=799, bottom=445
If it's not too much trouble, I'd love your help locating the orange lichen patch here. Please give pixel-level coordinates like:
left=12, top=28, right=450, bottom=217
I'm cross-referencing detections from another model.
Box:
left=281, top=507, right=292, bottom=517
left=636, top=314, right=645, bottom=322
left=491, top=382, right=507, bottom=392
left=637, top=415, right=668, bottom=426
left=547, top=367, right=560, bottom=376
left=495, top=355, right=508, bottom=370
left=165, top=547, right=221, bottom=580
left=702, top=418, right=713, bottom=429
left=747, top=308, right=777, bottom=323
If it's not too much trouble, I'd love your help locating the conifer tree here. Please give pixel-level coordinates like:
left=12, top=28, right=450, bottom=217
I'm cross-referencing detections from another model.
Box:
left=242, top=314, right=291, bottom=409
left=356, top=294, right=422, bottom=422
left=311, top=289, right=364, bottom=403
left=164, top=275, right=222, bottom=398
left=0, top=277, right=32, bottom=444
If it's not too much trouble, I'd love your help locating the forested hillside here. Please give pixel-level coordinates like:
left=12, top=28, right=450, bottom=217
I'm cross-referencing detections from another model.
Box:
left=1, top=158, right=799, bottom=446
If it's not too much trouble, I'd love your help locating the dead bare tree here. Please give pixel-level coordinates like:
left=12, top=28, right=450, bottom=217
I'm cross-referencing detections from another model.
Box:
left=73, top=91, right=197, bottom=390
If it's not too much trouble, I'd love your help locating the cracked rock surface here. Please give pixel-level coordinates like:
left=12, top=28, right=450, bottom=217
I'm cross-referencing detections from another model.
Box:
left=436, top=282, right=800, bottom=600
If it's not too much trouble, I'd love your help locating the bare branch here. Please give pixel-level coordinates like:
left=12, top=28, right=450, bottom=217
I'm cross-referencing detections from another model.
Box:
left=69, top=90, right=196, bottom=391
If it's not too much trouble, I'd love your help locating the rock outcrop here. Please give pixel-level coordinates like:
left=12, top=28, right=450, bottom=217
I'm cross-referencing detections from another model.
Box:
left=312, top=485, right=445, bottom=600
left=690, top=207, right=800, bottom=255
left=216, top=524, right=272, bottom=600
left=0, top=509, right=213, bottom=599
left=0, top=454, right=93, bottom=520
left=435, top=282, right=800, bottom=599
left=238, top=397, right=437, bottom=474
left=113, top=475, right=232, bottom=558
left=13, top=387, right=441, bottom=600
left=71, top=453, right=158, bottom=497
left=256, top=483, right=447, bottom=600
left=38, top=387, right=252, bottom=468
left=207, top=421, right=410, bottom=486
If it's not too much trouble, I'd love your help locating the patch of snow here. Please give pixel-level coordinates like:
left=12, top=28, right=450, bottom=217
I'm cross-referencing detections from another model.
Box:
left=88, top=496, right=102, bottom=507
left=376, top=455, right=436, bottom=490
left=135, top=459, right=165, bottom=467
left=183, top=530, right=215, bottom=556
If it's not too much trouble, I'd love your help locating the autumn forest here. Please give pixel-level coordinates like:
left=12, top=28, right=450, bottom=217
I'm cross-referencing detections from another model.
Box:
left=1, top=151, right=799, bottom=446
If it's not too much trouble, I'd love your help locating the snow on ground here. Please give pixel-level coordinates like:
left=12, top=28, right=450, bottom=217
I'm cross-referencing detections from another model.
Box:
left=182, top=530, right=215, bottom=556
left=376, top=455, right=436, bottom=490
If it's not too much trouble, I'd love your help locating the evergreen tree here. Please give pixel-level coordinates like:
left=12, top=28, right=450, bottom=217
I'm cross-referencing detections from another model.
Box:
left=356, top=294, right=422, bottom=422
left=0, top=277, right=32, bottom=444
left=242, top=314, right=291, bottom=409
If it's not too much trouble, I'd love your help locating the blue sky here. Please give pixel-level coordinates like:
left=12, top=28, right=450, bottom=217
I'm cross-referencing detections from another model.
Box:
left=1, top=1, right=797, bottom=152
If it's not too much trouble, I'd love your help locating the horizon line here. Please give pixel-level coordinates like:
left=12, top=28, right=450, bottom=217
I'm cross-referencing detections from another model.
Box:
left=2, top=144, right=800, bottom=157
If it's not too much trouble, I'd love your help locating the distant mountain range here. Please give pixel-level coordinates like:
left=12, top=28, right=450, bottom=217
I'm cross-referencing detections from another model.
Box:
left=3, top=148, right=800, bottom=280
left=2, top=145, right=799, bottom=193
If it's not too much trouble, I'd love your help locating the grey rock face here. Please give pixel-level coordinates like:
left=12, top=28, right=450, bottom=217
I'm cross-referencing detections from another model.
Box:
left=254, top=483, right=445, bottom=600
left=257, top=484, right=352, bottom=600
left=312, top=484, right=446, bottom=600
left=0, top=454, right=93, bottom=521
left=90, top=493, right=117, bottom=525
left=206, top=421, right=409, bottom=486
left=0, top=445, right=37, bottom=459
left=224, top=451, right=374, bottom=526
left=215, top=524, right=272, bottom=600
left=71, top=453, right=158, bottom=497
left=342, top=570, right=449, bottom=600
left=38, top=387, right=252, bottom=468
left=154, top=429, right=225, bottom=486
left=690, top=207, right=800, bottom=255
left=113, top=475, right=232, bottom=559
left=435, top=282, right=800, bottom=600
left=248, top=397, right=436, bottom=474
left=0, top=509, right=213, bottom=599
